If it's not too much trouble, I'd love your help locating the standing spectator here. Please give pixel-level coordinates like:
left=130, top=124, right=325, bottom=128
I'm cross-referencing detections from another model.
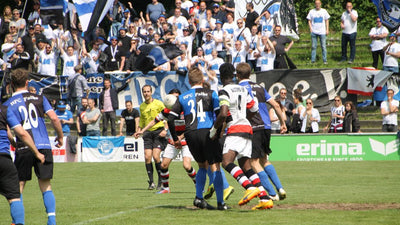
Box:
left=191, top=47, right=207, bottom=73
left=59, top=45, right=80, bottom=77
left=1, top=33, right=17, bottom=69
left=291, top=93, right=304, bottom=133
left=224, top=33, right=250, bottom=68
left=12, top=9, right=25, bottom=37
left=83, top=98, right=101, bottom=136
left=21, top=25, right=35, bottom=61
left=107, top=0, right=124, bottom=37
left=380, top=89, right=399, bottom=132
left=382, top=33, right=400, bottom=73
left=307, top=0, right=330, bottom=64
left=175, top=25, right=196, bottom=57
left=269, top=99, right=287, bottom=134
left=55, top=100, right=74, bottom=137
left=99, top=78, right=129, bottom=136
left=202, top=31, right=216, bottom=61
left=199, top=9, right=216, bottom=42
left=103, top=36, right=125, bottom=71
left=277, top=88, right=294, bottom=131
left=167, top=8, right=189, bottom=38
left=167, top=0, right=190, bottom=20
left=256, top=34, right=275, bottom=71
left=27, top=2, right=41, bottom=25
left=117, top=27, right=131, bottom=56
left=35, top=42, right=57, bottom=76
left=212, top=3, right=226, bottom=24
left=255, top=10, right=274, bottom=37
left=9, top=43, right=30, bottom=70
left=343, top=101, right=361, bottom=133
left=182, top=0, right=194, bottom=13
left=137, top=85, right=167, bottom=190
left=247, top=25, right=259, bottom=71
left=76, top=97, right=89, bottom=136
left=195, top=2, right=207, bottom=47
left=146, top=0, right=166, bottom=24
left=233, top=18, right=250, bottom=45
left=369, top=17, right=388, bottom=69
left=324, top=96, right=345, bottom=133
left=340, top=1, right=358, bottom=64
left=245, top=2, right=259, bottom=29
left=270, top=25, right=294, bottom=69
left=68, top=65, right=90, bottom=114
left=174, top=43, right=191, bottom=75
left=207, top=49, right=224, bottom=77
left=119, top=100, right=140, bottom=136
left=222, top=13, right=236, bottom=41
left=212, top=20, right=225, bottom=59
left=300, top=98, right=320, bottom=133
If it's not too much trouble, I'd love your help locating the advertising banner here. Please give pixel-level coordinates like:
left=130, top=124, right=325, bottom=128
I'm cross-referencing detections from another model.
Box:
left=270, top=134, right=400, bottom=161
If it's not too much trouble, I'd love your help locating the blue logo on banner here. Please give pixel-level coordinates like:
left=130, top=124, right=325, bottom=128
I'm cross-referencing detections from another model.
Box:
left=97, top=140, right=114, bottom=155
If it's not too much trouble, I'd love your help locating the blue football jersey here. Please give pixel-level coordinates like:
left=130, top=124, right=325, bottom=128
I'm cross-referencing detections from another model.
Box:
left=239, top=80, right=272, bottom=130
left=171, top=86, right=219, bottom=131
left=5, top=90, right=53, bottom=150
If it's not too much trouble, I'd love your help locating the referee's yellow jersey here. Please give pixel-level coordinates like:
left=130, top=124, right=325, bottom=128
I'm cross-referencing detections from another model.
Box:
left=139, top=99, right=165, bottom=131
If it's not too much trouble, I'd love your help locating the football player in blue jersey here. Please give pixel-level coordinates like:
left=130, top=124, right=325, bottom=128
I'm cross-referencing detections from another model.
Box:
left=5, top=69, right=63, bottom=225
left=168, top=67, right=226, bottom=210
left=237, top=62, right=287, bottom=201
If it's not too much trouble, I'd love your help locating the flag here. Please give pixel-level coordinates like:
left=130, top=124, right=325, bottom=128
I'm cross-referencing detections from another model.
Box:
left=28, top=73, right=68, bottom=101
left=372, top=0, right=400, bottom=31
left=73, top=0, right=114, bottom=35
left=135, top=44, right=182, bottom=74
left=347, top=67, right=393, bottom=96
left=235, top=0, right=299, bottom=39
left=82, top=136, right=125, bottom=162
left=40, top=0, right=68, bottom=25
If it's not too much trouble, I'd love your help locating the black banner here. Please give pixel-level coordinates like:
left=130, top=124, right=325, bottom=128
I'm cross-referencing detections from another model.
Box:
left=255, top=69, right=348, bottom=112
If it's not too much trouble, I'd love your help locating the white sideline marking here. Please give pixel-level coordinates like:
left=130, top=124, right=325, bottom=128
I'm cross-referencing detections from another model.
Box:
left=73, top=205, right=162, bottom=225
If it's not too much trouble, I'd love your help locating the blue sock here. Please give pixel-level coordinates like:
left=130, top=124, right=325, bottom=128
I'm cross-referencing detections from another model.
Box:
left=221, top=170, right=229, bottom=189
left=207, top=167, right=213, bottom=186
left=265, top=165, right=283, bottom=190
left=43, top=190, right=56, bottom=225
left=213, top=171, right=224, bottom=204
left=10, top=200, right=24, bottom=225
left=257, top=171, right=277, bottom=196
left=196, top=168, right=207, bottom=199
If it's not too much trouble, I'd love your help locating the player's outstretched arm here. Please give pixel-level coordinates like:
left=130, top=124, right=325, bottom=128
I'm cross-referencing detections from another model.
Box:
left=11, top=125, right=45, bottom=164
left=134, top=119, right=156, bottom=138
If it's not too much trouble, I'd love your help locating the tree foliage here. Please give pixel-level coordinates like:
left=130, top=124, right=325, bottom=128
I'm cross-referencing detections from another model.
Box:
left=295, top=0, right=378, bottom=32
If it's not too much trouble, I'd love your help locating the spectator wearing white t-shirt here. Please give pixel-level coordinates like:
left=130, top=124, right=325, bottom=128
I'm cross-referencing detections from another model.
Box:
left=224, top=32, right=250, bottom=68
left=167, top=8, right=189, bottom=38
left=207, top=50, right=224, bottom=76
left=307, top=0, right=330, bottom=64
left=383, top=33, right=400, bottom=73
left=256, top=34, right=275, bottom=71
left=369, top=17, right=389, bottom=69
left=380, top=89, right=399, bottom=132
left=340, top=2, right=358, bottom=64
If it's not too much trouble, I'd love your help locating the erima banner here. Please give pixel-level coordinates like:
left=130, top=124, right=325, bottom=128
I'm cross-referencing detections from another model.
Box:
left=235, top=0, right=298, bottom=39
left=255, top=69, right=347, bottom=112
left=270, top=134, right=400, bottom=161
left=82, top=136, right=125, bottom=162
left=372, top=0, right=400, bottom=31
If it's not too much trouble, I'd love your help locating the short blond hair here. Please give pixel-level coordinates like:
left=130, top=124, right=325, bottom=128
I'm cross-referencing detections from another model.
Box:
left=188, top=67, right=204, bottom=85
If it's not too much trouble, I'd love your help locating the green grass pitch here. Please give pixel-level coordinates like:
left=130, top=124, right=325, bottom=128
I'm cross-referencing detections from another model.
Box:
left=1, top=161, right=399, bottom=225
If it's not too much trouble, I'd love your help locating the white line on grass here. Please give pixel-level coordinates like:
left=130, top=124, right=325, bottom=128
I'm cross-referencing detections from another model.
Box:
left=73, top=205, right=162, bottom=225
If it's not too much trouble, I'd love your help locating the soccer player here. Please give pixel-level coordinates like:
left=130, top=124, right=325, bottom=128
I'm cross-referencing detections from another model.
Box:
left=5, top=69, right=63, bottom=225
left=138, top=85, right=167, bottom=190
left=237, top=62, right=287, bottom=202
left=0, top=103, right=45, bottom=225
left=210, top=63, right=273, bottom=210
left=134, top=89, right=197, bottom=194
left=168, top=67, right=226, bottom=210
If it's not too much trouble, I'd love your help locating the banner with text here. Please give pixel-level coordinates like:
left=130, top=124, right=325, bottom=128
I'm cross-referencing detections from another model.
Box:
left=270, top=134, right=400, bottom=161
left=255, top=69, right=347, bottom=112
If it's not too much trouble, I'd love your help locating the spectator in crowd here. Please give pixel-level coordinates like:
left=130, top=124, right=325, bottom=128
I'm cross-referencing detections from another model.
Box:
left=300, top=98, right=320, bottom=133
left=168, top=7, right=189, bottom=38
left=324, top=96, right=345, bottom=133
left=233, top=18, right=250, bottom=44
left=28, top=86, right=36, bottom=94
left=137, top=84, right=167, bottom=190
left=175, top=26, right=196, bottom=57
left=126, top=2, right=139, bottom=22
left=269, top=25, right=294, bottom=69
left=195, top=1, right=207, bottom=47
left=222, top=13, right=236, bottom=41
left=291, top=92, right=304, bottom=133
left=256, top=33, right=275, bottom=71
left=208, top=49, right=224, bottom=77
left=35, top=42, right=57, bottom=76
left=199, top=9, right=216, bottom=41
left=27, top=1, right=41, bottom=25
left=54, top=23, right=71, bottom=50
left=119, top=100, right=140, bottom=136
left=55, top=100, right=74, bottom=136
left=2, top=33, right=17, bottom=69
left=224, top=33, right=250, bottom=68
left=9, top=43, right=30, bottom=70
left=247, top=25, right=259, bottom=71
left=205, top=69, right=219, bottom=92
left=380, top=89, right=399, bottom=132
left=68, top=65, right=90, bottom=114
left=270, top=99, right=287, bottom=134
left=191, top=46, right=207, bottom=73
left=174, top=43, right=191, bottom=75
left=21, top=25, right=35, bottom=61
left=182, top=0, right=193, bottom=13
left=2, top=6, right=12, bottom=32
left=307, top=0, right=330, bottom=64
left=8, top=21, right=19, bottom=43
left=107, top=0, right=124, bottom=37
left=343, top=101, right=361, bottom=133
left=117, top=27, right=131, bottom=55
left=125, top=39, right=140, bottom=72
left=146, top=0, right=166, bottom=25
left=212, top=20, right=225, bottom=59
left=202, top=31, right=216, bottom=61
left=103, top=36, right=125, bottom=71
left=33, top=23, right=47, bottom=43
left=222, top=0, right=235, bottom=14
left=167, top=0, right=190, bottom=20
left=76, top=97, right=89, bottom=136
left=83, top=98, right=101, bottom=136
left=340, top=1, right=358, bottom=64
left=382, top=33, right=400, bottom=73
left=81, top=41, right=100, bottom=74
left=12, top=9, right=25, bottom=37
left=255, top=10, right=274, bottom=38
left=189, top=0, right=199, bottom=16
left=126, top=23, right=137, bottom=38
left=212, top=3, right=226, bottom=24
left=99, top=78, right=129, bottom=136
left=59, top=45, right=80, bottom=77
left=277, top=88, right=294, bottom=131
left=369, top=17, right=388, bottom=69
left=245, top=2, right=259, bottom=29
